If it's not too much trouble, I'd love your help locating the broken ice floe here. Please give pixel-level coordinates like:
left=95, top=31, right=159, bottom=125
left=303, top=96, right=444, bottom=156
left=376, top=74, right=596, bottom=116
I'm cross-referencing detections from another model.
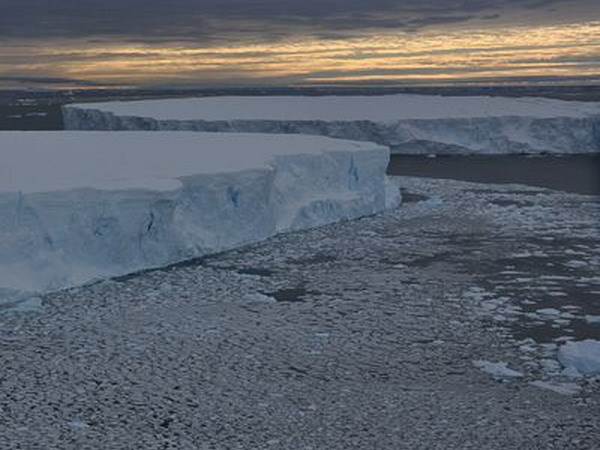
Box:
left=473, top=360, right=523, bottom=381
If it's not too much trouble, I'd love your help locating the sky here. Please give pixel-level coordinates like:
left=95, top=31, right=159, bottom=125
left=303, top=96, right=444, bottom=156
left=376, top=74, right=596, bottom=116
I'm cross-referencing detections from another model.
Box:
left=1, top=0, right=599, bottom=89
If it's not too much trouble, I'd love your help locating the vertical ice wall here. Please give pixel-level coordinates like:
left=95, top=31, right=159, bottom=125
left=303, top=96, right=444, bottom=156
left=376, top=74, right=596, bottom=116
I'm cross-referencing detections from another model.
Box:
left=0, top=132, right=399, bottom=303
left=63, top=95, right=600, bottom=154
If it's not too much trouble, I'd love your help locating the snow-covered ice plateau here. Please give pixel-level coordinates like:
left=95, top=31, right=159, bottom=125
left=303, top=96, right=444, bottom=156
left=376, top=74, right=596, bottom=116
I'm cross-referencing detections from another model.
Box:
left=0, top=131, right=398, bottom=303
left=63, top=94, right=600, bottom=155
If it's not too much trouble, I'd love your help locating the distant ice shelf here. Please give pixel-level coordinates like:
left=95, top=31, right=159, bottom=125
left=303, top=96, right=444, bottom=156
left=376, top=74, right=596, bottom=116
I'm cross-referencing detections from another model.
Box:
left=0, top=131, right=399, bottom=304
left=63, top=95, right=600, bottom=155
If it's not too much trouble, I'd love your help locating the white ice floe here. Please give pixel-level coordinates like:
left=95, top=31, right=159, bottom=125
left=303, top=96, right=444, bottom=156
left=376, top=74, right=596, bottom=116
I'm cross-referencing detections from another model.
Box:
left=473, top=360, right=524, bottom=381
left=529, top=380, right=581, bottom=396
left=68, top=420, right=91, bottom=430
left=0, top=131, right=398, bottom=304
left=243, top=293, right=277, bottom=304
left=558, top=339, right=600, bottom=376
left=63, top=94, right=600, bottom=155
left=536, top=308, right=562, bottom=319
left=564, top=260, right=588, bottom=269
left=585, top=315, right=600, bottom=324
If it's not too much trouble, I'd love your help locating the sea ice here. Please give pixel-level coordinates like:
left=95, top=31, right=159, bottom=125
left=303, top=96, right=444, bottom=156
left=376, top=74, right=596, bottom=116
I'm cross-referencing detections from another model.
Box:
left=473, top=360, right=524, bottom=381
left=558, top=339, right=600, bottom=376
left=529, top=380, right=581, bottom=396
left=243, top=293, right=277, bottom=304
left=536, top=308, right=561, bottom=319
left=585, top=315, right=600, bottom=324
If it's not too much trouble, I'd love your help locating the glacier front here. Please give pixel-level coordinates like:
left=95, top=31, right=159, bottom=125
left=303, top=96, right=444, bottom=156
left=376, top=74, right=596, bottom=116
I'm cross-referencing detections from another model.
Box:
left=63, top=95, right=600, bottom=155
left=0, top=131, right=398, bottom=304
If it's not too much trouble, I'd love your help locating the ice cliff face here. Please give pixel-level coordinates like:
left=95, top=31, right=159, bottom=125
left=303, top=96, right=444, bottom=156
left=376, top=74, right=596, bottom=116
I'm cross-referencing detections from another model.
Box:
left=0, top=132, right=398, bottom=304
left=63, top=95, right=600, bottom=155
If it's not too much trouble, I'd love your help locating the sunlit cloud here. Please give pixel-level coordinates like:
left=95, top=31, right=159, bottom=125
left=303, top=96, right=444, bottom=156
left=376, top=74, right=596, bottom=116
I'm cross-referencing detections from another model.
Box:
left=0, top=0, right=598, bottom=88
left=2, top=20, right=598, bottom=88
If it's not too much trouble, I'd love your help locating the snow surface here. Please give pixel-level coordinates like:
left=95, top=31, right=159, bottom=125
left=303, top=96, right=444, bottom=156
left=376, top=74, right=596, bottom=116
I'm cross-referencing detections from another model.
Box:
left=0, top=131, right=398, bottom=304
left=66, top=95, right=600, bottom=121
left=558, top=340, right=600, bottom=376
left=64, top=95, right=600, bottom=155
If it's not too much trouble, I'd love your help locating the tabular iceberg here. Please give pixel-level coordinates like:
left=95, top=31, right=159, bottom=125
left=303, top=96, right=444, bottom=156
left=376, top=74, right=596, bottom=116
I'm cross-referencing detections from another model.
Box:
left=63, top=95, right=600, bottom=155
left=0, top=131, right=399, bottom=304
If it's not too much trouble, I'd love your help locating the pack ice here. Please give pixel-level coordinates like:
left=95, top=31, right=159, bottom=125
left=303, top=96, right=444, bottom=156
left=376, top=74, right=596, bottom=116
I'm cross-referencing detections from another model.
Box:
left=0, top=132, right=399, bottom=304
left=63, top=95, right=600, bottom=155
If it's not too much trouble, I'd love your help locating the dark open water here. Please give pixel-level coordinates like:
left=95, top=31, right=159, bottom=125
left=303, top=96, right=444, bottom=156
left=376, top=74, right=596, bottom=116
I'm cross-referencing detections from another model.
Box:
left=388, top=155, right=600, bottom=195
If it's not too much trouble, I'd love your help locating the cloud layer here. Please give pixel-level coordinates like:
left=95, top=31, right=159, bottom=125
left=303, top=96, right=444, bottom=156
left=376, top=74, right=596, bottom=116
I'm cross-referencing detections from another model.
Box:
left=1, top=0, right=595, bottom=41
left=0, top=0, right=598, bottom=87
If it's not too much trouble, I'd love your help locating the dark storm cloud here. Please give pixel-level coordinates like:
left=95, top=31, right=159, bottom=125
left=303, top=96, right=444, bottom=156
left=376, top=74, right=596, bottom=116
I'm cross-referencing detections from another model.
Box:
left=0, top=76, right=105, bottom=86
left=0, top=0, right=592, bottom=42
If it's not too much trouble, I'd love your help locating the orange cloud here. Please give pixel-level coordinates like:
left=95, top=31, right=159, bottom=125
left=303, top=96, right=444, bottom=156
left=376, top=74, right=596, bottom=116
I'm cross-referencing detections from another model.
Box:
left=1, top=21, right=598, bottom=87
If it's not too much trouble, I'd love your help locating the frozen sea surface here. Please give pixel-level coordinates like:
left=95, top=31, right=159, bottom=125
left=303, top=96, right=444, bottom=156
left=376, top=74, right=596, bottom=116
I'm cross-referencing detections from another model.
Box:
left=1, top=176, right=598, bottom=449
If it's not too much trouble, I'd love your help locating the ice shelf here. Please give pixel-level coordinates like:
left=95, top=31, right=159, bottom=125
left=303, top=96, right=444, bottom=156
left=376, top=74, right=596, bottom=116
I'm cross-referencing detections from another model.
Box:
left=0, top=131, right=399, bottom=303
left=63, top=95, right=600, bottom=154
